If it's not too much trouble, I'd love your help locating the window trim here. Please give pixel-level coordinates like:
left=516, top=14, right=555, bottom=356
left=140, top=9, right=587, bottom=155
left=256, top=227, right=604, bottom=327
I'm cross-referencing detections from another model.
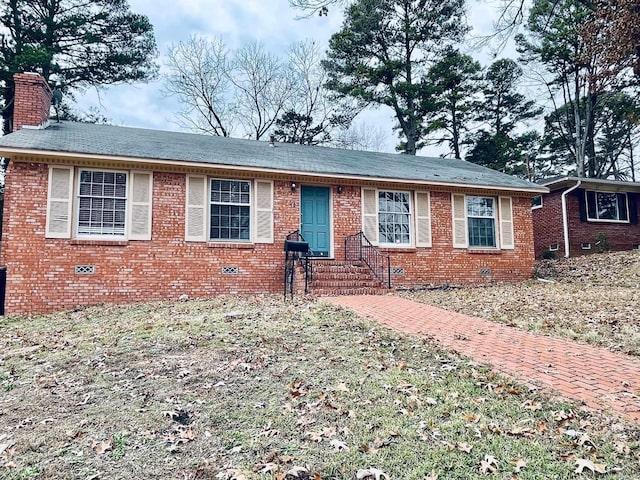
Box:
left=75, top=168, right=129, bottom=241
left=466, top=195, right=498, bottom=249
left=585, top=190, right=630, bottom=223
left=208, top=177, right=252, bottom=242
left=377, top=189, right=413, bottom=247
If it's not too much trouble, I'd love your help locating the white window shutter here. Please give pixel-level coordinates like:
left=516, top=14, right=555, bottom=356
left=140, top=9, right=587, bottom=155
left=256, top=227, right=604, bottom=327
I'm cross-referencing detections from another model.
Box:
left=415, top=191, right=432, bottom=247
left=185, top=175, right=207, bottom=242
left=499, top=196, right=515, bottom=249
left=45, top=166, right=73, bottom=238
left=362, top=188, right=378, bottom=245
left=254, top=180, right=273, bottom=243
left=452, top=193, right=468, bottom=248
left=128, top=171, right=153, bottom=240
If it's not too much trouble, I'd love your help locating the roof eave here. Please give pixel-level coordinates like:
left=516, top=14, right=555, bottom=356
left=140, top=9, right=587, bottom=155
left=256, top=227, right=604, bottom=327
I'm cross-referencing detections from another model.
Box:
left=0, top=146, right=549, bottom=194
left=541, top=175, right=640, bottom=193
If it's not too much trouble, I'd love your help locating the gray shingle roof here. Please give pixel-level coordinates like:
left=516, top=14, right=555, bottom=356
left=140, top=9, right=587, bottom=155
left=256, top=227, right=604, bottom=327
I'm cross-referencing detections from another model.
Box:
left=0, top=121, right=546, bottom=192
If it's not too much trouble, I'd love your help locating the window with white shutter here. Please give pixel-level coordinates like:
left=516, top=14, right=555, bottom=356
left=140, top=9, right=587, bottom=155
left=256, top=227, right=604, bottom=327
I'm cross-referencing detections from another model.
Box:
left=46, top=166, right=74, bottom=238
left=128, top=171, right=153, bottom=240
left=451, top=194, right=515, bottom=249
left=254, top=180, right=273, bottom=243
left=415, top=191, right=432, bottom=247
left=185, top=175, right=207, bottom=242
left=361, top=188, right=378, bottom=245
left=451, top=194, right=467, bottom=248
left=499, top=196, right=514, bottom=249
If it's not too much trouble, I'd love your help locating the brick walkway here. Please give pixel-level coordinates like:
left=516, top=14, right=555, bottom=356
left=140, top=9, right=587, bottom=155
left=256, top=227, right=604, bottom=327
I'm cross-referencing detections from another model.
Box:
left=326, top=295, right=640, bottom=422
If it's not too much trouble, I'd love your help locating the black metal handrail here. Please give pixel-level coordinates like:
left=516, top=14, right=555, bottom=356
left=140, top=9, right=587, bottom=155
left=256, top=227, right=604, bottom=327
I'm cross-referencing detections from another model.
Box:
left=283, top=230, right=311, bottom=299
left=344, top=231, right=391, bottom=289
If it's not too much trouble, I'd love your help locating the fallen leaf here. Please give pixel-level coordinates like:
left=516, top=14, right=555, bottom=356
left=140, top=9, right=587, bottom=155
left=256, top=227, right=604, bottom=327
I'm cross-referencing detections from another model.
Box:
left=91, top=439, right=112, bottom=455
left=512, top=458, right=527, bottom=473
left=329, top=439, right=348, bottom=451
left=462, top=413, right=480, bottom=423
left=286, top=466, right=309, bottom=477
left=424, top=471, right=438, bottom=480
left=574, top=458, right=606, bottom=474
left=479, top=455, right=498, bottom=474
left=457, top=443, right=473, bottom=453
left=356, top=467, right=390, bottom=480
left=614, top=441, right=630, bottom=455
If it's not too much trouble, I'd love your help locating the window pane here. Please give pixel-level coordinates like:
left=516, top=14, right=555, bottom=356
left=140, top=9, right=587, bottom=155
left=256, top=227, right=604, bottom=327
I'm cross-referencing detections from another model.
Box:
left=467, top=196, right=496, bottom=247
left=596, top=192, right=617, bottom=220
left=210, top=178, right=251, bottom=241
left=77, top=169, right=127, bottom=237
left=377, top=190, right=411, bottom=245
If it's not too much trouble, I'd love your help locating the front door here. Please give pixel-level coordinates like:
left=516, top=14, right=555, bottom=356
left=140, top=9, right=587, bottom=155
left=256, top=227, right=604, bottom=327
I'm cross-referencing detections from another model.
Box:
left=301, top=186, right=330, bottom=257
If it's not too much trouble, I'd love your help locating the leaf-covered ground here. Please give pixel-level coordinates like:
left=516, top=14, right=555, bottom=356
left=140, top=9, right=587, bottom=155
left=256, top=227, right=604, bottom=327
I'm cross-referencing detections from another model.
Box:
left=1, top=295, right=639, bottom=479
left=402, top=251, right=640, bottom=356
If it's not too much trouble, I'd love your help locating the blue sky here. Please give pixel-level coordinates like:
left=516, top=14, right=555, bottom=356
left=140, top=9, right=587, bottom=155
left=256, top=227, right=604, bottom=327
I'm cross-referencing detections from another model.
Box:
left=77, top=0, right=506, bottom=154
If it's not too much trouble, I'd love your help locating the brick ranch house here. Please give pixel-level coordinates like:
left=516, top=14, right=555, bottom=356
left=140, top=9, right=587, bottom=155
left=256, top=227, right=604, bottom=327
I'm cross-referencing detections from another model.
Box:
left=0, top=73, right=546, bottom=314
left=532, top=176, right=640, bottom=259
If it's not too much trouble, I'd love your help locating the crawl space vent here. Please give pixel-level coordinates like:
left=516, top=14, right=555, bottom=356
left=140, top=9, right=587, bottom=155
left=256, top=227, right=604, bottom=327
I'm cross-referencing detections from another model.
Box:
left=75, top=265, right=95, bottom=275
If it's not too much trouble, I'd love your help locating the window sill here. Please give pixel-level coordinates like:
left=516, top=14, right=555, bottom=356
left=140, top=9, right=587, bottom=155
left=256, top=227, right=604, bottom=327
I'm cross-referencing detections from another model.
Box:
left=378, top=247, right=417, bottom=253
left=70, top=239, right=128, bottom=247
left=586, top=219, right=630, bottom=224
left=467, top=248, right=501, bottom=255
left=207, top=242, right=255, bottom=250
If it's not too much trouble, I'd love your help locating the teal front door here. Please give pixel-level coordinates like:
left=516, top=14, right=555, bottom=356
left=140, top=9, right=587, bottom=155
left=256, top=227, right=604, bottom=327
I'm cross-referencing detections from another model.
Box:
left=301, top=186, right=330, bottom=257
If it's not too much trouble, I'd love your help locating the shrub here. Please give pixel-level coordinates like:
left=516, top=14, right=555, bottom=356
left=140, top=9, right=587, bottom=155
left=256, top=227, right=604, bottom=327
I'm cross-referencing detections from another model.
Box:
left=595, top=232, right=611, bottom=253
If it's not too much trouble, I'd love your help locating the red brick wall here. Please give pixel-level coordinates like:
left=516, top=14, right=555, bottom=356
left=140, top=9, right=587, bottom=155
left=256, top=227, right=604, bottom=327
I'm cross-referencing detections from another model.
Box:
left=532, top=189, right=640, bottom=258
left=12, top=73, right=52, bottom=131
left=379, top=192, right=535, bottom=286
left=1, top=162, right=537, bottom=314
left=532, top=191, right=565, bottom=257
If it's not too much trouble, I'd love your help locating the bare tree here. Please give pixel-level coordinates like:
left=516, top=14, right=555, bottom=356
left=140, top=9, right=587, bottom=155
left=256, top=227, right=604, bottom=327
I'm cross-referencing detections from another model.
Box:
left=229, top=41, right=292, bottom=141
left=275, top=39, right=361, bottom=145
left=163, top=36, right=234, bottom=136
left=331, top=121, right=387, bottom=151
left=289, top=0, right=348, bottom=16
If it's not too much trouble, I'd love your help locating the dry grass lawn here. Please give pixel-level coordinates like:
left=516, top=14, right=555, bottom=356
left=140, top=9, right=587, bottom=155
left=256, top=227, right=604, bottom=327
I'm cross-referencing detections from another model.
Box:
left=1, top=292, right=639, bottom=479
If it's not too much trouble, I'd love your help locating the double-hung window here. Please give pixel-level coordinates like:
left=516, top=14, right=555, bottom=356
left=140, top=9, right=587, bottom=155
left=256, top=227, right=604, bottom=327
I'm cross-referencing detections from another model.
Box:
left=452, top=194, right=514, bottom=250
left=585, top=191, right=629, bottom=222
left=209, top=179, right=251, bottom=241
left=378, top=191, right=411, bottom=246
left=185, top=175, right=273, bottom=244
left=466, top=196, right=496, bottom=248
left=77, top=170, right=128, bottom=237
left=361, top=188, right=431, bottom=247
left=45, top=166, right=153, bottom=240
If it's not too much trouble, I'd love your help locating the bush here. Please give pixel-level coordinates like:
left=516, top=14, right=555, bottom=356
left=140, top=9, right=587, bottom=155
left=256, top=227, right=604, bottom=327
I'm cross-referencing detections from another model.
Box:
left=595, top=232, right=611, bottom=253
left=542, top=250, right=556, bottom=259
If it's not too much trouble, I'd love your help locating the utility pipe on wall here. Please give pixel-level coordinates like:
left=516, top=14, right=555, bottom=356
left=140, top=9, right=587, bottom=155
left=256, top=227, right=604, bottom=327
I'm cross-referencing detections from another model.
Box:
left=561, top=180, right=582, bottom=258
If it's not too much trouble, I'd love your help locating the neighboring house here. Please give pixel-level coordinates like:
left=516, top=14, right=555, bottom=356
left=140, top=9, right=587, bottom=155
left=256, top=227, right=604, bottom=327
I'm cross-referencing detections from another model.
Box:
left=0, top=73, right=546, bottom=314
left=532, top=176, right=640, bottom=259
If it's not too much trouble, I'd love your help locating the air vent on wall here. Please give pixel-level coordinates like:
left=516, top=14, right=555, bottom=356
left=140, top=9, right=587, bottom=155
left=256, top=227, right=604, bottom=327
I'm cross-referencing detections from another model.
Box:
left=75, top=265, right=95, bottom=275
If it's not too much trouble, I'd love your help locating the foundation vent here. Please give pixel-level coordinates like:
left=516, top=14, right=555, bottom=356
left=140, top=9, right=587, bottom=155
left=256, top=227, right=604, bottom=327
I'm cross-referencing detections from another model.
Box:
left=222, top=266, right=239, bottom=275
left=75, top=265, right=95, bottom=275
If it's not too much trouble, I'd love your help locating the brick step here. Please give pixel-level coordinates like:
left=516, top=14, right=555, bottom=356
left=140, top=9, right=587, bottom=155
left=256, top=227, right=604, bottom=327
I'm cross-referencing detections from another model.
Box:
left=311, top=265, right=370, bottom=274
left=310, top=279, right=382, bottom=288
left=310, top=287, right=390, bottom=296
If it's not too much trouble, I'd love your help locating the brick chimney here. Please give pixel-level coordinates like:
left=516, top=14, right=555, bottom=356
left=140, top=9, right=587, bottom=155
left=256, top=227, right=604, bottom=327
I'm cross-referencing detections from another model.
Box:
left=12, top=72, right=53, bottom=132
